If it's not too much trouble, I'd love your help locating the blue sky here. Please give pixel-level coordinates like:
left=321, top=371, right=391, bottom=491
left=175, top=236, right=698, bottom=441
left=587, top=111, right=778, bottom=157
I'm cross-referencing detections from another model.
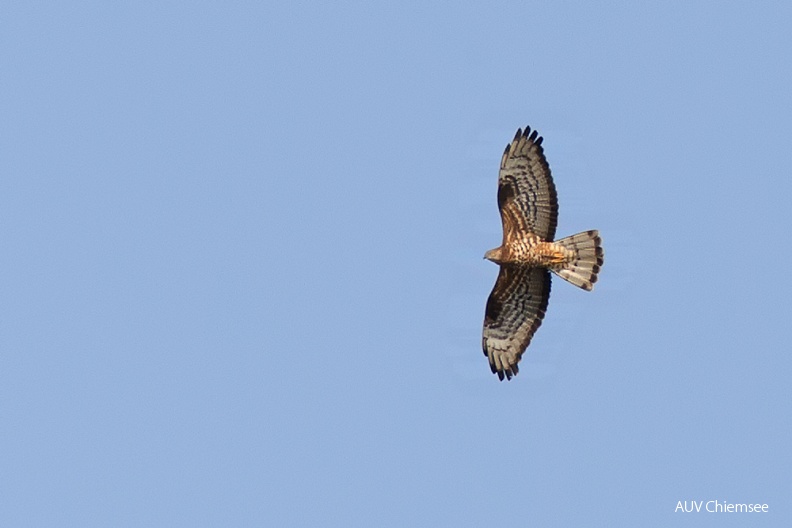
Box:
left=2, top=2, right=791, bottom=526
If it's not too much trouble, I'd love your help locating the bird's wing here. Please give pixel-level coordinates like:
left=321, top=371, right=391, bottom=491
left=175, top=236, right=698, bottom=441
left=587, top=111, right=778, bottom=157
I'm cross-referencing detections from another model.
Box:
left=497, top=126, right=558, bottom=242
left=482, top=266, right=552, bottom=380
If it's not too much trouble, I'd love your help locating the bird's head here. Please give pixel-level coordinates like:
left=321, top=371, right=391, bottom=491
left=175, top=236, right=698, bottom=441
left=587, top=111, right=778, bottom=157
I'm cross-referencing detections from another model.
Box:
left=484, top=247, right=503, bottom=264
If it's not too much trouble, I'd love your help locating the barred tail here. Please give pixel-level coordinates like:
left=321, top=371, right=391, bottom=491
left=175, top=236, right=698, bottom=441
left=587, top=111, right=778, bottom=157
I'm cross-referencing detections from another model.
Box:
left=553, top=230, right=603, bottom=291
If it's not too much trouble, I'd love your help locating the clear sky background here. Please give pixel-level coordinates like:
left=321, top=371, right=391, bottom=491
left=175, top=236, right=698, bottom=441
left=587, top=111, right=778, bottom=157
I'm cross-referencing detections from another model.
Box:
left=2, top=2, right=791, bottom=526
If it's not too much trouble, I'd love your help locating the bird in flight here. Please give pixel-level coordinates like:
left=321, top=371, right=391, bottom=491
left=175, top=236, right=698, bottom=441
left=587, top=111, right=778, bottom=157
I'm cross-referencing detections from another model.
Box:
left=482, top=126, right=603, bottom=380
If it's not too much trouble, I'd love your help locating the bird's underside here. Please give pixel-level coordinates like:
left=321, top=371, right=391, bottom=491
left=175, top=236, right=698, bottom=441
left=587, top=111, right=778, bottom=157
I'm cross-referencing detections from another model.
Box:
left=487, top=234, right=573, bottom=268
left=482, top=126, right=603, bottom=381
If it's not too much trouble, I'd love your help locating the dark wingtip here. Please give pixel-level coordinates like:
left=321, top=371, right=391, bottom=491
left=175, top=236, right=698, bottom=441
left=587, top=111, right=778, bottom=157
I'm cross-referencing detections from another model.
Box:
left=513, top=128, right=522, bottom=142
left=493, top=366, right=519, bottom=381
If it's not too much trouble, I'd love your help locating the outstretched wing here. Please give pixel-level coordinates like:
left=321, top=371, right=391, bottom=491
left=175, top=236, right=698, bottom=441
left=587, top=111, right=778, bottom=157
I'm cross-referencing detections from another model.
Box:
left=498, top=126, right=558, bottom=242
left=482, top=266, right=552, bottom=381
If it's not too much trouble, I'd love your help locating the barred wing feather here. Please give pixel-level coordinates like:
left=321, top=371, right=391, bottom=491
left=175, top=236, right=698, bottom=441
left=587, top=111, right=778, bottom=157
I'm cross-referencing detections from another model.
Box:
left=482, top=267, right=552, bottom=381
left=497, top=127, right=558, bottom=241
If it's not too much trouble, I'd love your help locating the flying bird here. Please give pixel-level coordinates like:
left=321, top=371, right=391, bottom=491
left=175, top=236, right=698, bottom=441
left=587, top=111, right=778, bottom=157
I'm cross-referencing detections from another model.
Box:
left=483, top=126, right=603, bottom=380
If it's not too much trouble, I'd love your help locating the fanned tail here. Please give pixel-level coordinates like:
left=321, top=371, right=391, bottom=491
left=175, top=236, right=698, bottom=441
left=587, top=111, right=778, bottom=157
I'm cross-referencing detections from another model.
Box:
left=552, top=230, right=603, bottom=291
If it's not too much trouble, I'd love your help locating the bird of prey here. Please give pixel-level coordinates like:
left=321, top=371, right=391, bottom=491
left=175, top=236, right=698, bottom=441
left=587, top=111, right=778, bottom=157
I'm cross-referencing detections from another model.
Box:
left=482, top=126, right=603, bottom=380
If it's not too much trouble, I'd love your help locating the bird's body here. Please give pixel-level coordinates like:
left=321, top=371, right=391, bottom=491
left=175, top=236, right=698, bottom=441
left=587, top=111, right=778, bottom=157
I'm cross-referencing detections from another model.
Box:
left=486, top=237, right=569, bottom=267
left=482, top=126, right=604, bottom=380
